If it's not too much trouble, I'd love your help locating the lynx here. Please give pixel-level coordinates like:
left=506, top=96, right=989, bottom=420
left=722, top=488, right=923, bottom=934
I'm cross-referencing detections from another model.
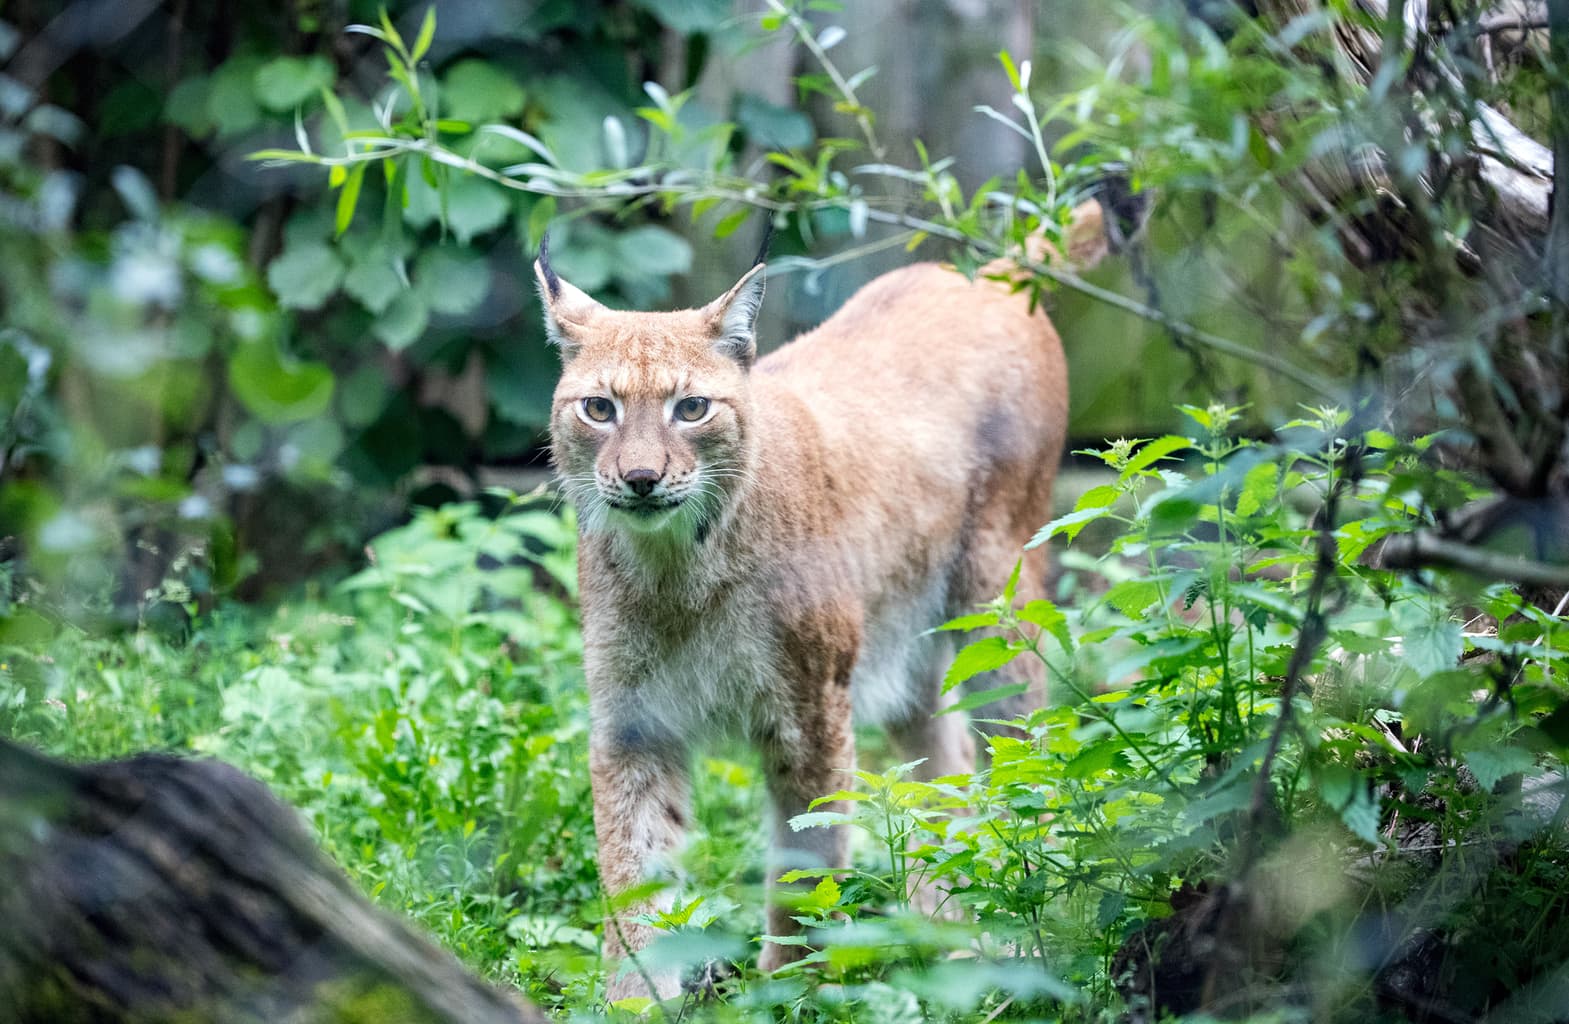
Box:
left=537, top=204, right=1105, bottom=1001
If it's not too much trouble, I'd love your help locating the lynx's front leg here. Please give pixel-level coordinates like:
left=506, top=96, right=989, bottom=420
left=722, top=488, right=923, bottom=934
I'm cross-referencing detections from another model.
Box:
left=758, top=666, right=857, bottom=973
left=590, top=726, right=691, bottom=1002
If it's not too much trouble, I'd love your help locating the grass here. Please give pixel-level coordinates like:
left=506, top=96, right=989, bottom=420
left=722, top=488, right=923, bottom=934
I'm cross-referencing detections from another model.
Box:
left=5, top=426, right=1569, bottom=1023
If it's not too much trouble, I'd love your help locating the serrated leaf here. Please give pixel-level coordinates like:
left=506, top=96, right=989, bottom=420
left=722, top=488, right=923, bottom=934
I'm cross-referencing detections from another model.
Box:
left=942, top=636, right=1020, bottom=693
left=1391, top=598, right=1462, bottom=677
left=1235, top=460, right=1279, bottom=517
left=1074, top=484, right=1119, bottom=512
left=1464, top=746, right=1534, bottom=791
left=1026, top=506, right=1111, bottom=548
left=1119, top=435, right=1193, bottom=481
left=1019, top=599, right=1073, bottom=651
left=937, top=611, right=1000, bottom=632
left=788, top=810, right=853, bottom=831
left=1103, top=579, right=1161, bottom=619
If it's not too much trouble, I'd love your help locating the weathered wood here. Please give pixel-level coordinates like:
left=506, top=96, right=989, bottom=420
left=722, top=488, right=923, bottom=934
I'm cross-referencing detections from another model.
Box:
left=0, top=738, right=543, bottom=1024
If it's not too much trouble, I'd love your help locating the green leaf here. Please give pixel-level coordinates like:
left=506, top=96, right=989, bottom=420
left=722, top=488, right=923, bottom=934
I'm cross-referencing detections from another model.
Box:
left=228, top=341, right=335, bottom=424
left=736, top=92, right=814, bottom=150
left=1235, top=460, right=1279, bottom=516
left=938, top=682, right=1030, bottom=716
left=613, top=225, right=693, bottom=275
left=253, top=55, right=335, bottom=112
left=443, top=176, right=511, bottom=244
left=266, top=242, right=345, bottom=310
left=1119, top=435, right=1193, bottom=481
left=1317, top=764, right=1381, bottom=844
left=713, top=208, right=750, bottom=238
left=631, top=0, right=732, bottom=34
left=372, top=290, right=429, bottom=350
left=1026, top=506, right=1111, bottom=548
left=440, top=59, right=527, bottom=123
left=335, top=162, right=367, bottom=236
left=943, top=636, right=1020, bottom=693
left=1018, top=599, right=1073, bottom=651
left=1074, top=484, right=1120, bottom=511
left=1464, top=746, right=1534, bottom=792
left=936, top=611, right=1000, bottom=632
left=1064, top=738, right=1127, bottom=780
left=1391, top=598, right=1462, bottom=677
left=1103, top=579, right=1161, bottom=619
left=343, top=250, right=404, bottom=314
left=411, top=5, right=437, bottom=62
left=206, top=56, right=264, bottom=136
left=416, top=246, right=491, bottom=315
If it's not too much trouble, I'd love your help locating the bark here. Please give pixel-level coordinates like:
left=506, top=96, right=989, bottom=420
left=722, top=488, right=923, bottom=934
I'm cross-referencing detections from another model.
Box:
left=0, top=739, right=542, bottom=1024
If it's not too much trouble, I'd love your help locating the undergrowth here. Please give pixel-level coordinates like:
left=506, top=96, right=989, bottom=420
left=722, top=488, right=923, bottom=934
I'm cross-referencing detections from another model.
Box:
left=3, top=409, right=1567, bottom=1023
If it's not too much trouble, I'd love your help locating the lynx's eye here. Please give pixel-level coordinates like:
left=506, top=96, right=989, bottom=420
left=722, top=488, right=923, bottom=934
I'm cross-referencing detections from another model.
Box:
left=582, top=397, right=616, bottom=423
left=674, top=396, right=710, bottom=423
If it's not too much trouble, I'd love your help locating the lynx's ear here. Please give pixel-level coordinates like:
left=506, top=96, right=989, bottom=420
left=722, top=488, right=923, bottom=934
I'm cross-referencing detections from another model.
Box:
left=533, top=233, right=603, bottom=358
left=702, top=262, right=766, bottom=367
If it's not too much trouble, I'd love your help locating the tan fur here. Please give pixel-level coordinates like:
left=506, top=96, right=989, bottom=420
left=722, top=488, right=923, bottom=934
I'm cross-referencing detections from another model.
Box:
left=539, top=208, right=1095, bottom=1001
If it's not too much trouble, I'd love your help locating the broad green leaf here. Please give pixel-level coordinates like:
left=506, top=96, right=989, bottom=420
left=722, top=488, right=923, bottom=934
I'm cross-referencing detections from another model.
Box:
left=443, top=176, right=511, bottom=244
left=343, top=250, right=403, bottom=314
left=631, top=0, right=732, bottom=34
left=228, top=341, right=334, bottom=424
left=372, top=290, right=429, bottom=350
left=1235, top=460, right=1279, bottom=516
left=266, top=242, right=344, bottom=310
left=253, top=55, right=334, bottom=112
left=1391, top=598, right=1462, bottom=677
left=416, top=245, right=491, bottom=315
left=942, top=636, right=1020, bottom=693
left=613, top=225, right=692, bottom=275
left=1118, top=435, right=1193, bottom=481
left=1064, top=738, right=1127, bottom=780
left=440, top=59, right=527, bottom=123
left=1026, top=506, right=1111, bottom=548
left=1018, top=599, right=1073, bottom=651
left=1074, top=484, right=1120, bottom=511
left=736, top=92, right=814, bottom=150
left=1103, top=579, right=1161, bottom=619
left=1463, top=746, right=1534, bottom=792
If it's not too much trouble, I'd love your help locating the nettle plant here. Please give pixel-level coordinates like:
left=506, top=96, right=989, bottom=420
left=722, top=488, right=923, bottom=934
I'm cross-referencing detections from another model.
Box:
left=733, top=407, right=1566, bottom=1013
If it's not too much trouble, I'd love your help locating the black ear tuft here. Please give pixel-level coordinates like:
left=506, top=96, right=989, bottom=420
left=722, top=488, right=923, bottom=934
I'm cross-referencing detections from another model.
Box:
left=752, top=221, right=775, bottom=269
left=537, top=231, right=561, bottom=300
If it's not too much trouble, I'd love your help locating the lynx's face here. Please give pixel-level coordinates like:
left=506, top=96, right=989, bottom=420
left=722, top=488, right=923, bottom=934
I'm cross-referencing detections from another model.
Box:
left=536, top=245, right=766, bottom=538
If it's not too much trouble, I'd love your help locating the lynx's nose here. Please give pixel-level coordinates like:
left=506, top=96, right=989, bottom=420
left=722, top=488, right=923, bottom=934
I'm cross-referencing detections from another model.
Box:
left=623, top=468, right=660, bottom=497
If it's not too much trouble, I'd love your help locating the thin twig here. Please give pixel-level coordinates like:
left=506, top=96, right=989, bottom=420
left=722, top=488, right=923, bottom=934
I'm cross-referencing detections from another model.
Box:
left=1381, top=532, right=1569, bottom=588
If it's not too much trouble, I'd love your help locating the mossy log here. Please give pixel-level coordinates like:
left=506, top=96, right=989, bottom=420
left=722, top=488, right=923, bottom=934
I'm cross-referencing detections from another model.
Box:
left=0, top=738, right=543, bottom=1024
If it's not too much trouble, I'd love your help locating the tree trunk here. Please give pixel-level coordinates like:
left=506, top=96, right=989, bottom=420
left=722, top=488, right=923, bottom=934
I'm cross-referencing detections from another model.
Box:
left=0, top=738, right=543, bottom=1024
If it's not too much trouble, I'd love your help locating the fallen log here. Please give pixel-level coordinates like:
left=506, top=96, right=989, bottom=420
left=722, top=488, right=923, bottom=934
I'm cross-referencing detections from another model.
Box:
left=0, top=737, right=543, bottom=1024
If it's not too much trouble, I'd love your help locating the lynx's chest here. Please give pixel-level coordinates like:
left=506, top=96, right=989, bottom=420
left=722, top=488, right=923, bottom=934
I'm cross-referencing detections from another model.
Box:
left=586, top=583, right=788, bottom=745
